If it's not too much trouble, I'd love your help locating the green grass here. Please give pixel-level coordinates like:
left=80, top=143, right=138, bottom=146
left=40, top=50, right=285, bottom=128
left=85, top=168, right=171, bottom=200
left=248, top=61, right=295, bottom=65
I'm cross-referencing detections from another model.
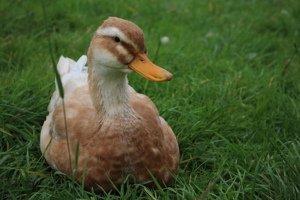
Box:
left=1, top=0, right=300, bottom=199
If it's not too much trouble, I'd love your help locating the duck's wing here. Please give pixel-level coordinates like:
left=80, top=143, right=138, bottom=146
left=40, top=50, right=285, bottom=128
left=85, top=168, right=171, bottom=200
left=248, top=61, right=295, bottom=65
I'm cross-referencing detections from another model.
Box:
left=129, top=87, right=180, bottom=176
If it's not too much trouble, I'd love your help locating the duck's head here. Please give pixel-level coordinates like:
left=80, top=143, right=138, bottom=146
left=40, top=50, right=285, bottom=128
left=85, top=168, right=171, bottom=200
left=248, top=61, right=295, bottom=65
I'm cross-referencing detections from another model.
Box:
left=88, top=17, right=173, bottom=82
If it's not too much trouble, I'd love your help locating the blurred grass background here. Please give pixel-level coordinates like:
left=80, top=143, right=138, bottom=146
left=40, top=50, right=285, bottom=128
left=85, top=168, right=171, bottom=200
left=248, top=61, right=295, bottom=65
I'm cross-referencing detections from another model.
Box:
left=1, top=0, right=300, bottom=199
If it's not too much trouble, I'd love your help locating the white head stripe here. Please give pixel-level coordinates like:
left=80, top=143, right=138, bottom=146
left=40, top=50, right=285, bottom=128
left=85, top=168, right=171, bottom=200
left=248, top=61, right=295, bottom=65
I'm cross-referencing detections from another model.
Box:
left=96, top=27, right=137, bottom=49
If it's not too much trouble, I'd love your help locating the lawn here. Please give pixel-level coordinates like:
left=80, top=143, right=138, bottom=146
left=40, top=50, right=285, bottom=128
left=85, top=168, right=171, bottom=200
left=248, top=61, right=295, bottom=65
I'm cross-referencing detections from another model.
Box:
left=1, top=0, right=300, bottom=199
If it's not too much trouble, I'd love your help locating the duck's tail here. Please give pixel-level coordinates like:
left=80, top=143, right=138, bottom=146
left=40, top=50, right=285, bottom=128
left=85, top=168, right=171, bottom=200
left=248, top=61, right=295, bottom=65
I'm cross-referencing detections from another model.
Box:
left=54, top=55, right=88, bottom=92
left=48, top=55, right=88, bottom=113
left=56, top=55, right=87, bottom=78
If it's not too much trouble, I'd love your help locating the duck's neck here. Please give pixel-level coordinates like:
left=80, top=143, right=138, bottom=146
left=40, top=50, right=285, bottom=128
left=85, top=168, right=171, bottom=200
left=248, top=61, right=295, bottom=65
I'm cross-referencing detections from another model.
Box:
left=88, top=63, right=135, bottom=119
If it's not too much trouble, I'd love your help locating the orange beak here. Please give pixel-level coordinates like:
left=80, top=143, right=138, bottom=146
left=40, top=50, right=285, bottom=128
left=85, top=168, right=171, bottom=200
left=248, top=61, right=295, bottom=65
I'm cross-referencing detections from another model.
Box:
left=128, top=52, right=173, bottom=82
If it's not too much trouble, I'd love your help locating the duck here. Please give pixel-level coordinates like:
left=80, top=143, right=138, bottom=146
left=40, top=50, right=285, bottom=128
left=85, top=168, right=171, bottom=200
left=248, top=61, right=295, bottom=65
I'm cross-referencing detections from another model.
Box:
left=40, top=17, right=179, bottom=193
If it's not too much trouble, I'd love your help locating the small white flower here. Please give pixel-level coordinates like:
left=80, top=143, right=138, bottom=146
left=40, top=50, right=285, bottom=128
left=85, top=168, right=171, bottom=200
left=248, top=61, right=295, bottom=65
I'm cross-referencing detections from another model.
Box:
left=248, top=53, right=257, bottom=60
left=205, top=31, right=214, bottom=38
left=281, top=9, right=289, bottom=15
left=160, top=36, right=170, bottom=44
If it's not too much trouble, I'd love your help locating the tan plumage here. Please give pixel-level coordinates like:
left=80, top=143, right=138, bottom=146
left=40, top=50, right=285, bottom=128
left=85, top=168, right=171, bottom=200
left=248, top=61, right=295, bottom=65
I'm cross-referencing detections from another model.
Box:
left=40, top=17, right=179, bottom=192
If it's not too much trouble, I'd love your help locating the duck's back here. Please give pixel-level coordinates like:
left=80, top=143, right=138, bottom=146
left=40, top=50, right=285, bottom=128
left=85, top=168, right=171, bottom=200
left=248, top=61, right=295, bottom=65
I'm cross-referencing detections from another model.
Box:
left=40, top=55, right=94, bottom=158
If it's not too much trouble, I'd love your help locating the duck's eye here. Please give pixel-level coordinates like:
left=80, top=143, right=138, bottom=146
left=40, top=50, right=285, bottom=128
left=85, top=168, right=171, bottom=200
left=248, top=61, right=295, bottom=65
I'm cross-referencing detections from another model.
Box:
left=114, top=36, right=121, bottom=42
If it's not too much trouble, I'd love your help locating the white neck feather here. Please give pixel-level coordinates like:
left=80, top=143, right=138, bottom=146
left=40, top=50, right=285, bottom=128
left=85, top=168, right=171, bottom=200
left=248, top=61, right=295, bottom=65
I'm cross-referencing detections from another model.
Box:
left=88, top=62, right=136, bottom=119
